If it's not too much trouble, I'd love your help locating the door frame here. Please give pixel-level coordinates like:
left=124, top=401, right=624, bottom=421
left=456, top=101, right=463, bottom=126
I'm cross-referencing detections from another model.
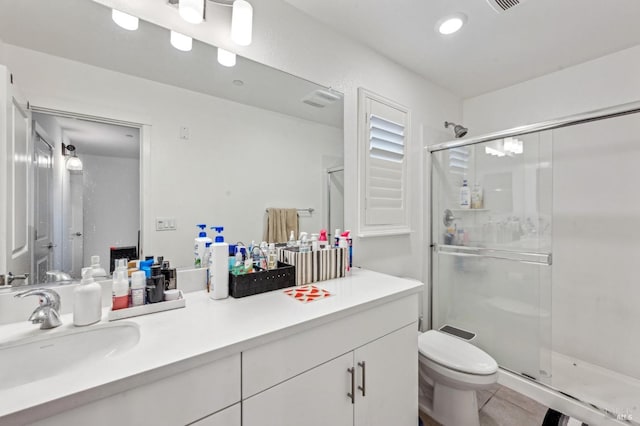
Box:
left=29, top=105, right=150, bottom=266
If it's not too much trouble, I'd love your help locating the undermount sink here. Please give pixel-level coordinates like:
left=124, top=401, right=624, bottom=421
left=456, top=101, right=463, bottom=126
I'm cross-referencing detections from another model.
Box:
left=0, top=321, right=140, bottom=390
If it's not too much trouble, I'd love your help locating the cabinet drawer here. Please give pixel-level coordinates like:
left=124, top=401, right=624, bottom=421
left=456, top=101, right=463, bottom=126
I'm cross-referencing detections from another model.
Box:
left=243, top=294, right=418, bottom=398
left=31, top=354, right=241, bottom=426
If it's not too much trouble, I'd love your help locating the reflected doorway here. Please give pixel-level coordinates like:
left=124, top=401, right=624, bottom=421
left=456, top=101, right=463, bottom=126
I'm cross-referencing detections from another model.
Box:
left=32, top=111, right=141, bottom=280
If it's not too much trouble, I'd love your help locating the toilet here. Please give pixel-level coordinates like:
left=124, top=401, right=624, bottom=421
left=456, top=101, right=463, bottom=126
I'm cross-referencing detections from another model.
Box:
left=418, top=330, right=498, bottom=426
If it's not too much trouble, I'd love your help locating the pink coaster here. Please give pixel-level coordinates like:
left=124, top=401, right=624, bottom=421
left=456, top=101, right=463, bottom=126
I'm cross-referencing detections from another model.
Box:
left=284, top=285, right=332, bottom=303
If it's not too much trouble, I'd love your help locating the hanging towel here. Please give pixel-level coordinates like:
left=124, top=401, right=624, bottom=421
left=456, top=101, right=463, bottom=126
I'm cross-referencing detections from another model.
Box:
left=264, top=208, right=298, bottom=243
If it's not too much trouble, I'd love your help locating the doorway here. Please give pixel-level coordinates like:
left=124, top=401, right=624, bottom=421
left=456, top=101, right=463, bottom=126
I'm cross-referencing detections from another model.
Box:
left=31, top=109, right=141, bottom=280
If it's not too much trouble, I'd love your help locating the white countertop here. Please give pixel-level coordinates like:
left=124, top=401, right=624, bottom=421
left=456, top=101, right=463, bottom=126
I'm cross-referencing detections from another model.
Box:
left=0, top=269, right=422, bottom=424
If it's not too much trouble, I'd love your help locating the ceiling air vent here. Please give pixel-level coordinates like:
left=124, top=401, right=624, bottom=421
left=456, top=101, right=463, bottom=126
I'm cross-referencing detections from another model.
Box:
left=486, top=0, right=527, bottom=13
left=301, top=89, right=342, bottom=109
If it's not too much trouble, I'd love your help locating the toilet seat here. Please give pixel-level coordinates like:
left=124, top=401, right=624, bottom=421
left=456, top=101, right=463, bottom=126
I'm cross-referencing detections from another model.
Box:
left=418, top=330, right=498, bottom=376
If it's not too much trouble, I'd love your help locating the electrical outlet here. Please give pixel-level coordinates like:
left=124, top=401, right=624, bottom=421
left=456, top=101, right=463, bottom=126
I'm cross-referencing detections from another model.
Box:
left=156, top=217, right=177, bottom=231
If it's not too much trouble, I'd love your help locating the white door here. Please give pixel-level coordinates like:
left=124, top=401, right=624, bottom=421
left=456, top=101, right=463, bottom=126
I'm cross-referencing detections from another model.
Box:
left=243, top=352, right=354, bottom=426
left=0, top=67, right=32, bottom=286
left=354, top=324, right=419, bottom=426
left=33, top=133, right=54, bottom=283
left=68, top=172, right=84, bottom=277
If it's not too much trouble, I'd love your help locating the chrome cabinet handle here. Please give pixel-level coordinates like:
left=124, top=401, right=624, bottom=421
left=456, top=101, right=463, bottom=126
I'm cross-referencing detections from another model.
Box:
left=358, top=361, right=366, bottom=396
left=347, top=367, right=355, bottom=404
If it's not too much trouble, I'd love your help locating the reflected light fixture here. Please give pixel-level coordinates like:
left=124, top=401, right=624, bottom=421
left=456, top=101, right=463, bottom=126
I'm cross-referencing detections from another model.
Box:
left=436, top=13, right=467, bottom=35
left=112, top=9, right=139, bottom=31
left=179, top=0, right=205, bottom=24
left=217, top=48, right=237, bottom=67
left=171, top=30, right=193, bottom=51
left=231, top=0, right=253, bottom=46
left=63, top=144, right=83, bottom=171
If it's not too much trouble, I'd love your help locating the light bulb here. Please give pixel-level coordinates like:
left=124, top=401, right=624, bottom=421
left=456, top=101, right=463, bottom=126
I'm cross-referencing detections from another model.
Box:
left=66, top=156, right=83, bottom=171
left=231, top=0, right=253, bottom=46
left=170, top=31, right=193, bottom=52
left=436, top=13, right=467, bottom=35
left=179, top=0, right=204, bottom=24
left=112, top=9, right=139, bottom=31
left=217, top=48, right=236, bottom=67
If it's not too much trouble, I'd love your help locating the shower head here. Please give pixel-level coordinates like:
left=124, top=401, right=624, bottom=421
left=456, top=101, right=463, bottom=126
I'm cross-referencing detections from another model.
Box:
left=444, top=121, right=468, bottom=138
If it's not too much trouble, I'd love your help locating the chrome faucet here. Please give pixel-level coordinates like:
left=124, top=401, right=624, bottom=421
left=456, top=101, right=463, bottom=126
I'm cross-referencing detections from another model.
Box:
left=15, top=288, right=62, bottom=329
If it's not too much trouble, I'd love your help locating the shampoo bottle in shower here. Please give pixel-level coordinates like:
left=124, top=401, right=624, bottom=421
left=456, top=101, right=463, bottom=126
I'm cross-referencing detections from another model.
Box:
left=459, top=179, right=471, bottom=209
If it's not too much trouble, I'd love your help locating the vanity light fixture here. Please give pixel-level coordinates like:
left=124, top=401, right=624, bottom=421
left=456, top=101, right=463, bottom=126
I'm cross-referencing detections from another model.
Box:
left=170, top=0, right=254, bottom=46
left=231, top=0, right=253, bottom=46
left=170, top=30, right=193, bottom=51
left=436, top=13, right=467, bottom=35
left=111, top=9, right=139, bottom=31
left=217, top=47, right=236, bottom=67
left=62, top=144, right=83, bottom=171
left=179, top=0, right=205, bottom=24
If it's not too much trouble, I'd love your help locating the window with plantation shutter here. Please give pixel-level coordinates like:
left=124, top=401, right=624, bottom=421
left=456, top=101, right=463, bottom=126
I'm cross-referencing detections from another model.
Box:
left=358, top=88, right=410, bottom=237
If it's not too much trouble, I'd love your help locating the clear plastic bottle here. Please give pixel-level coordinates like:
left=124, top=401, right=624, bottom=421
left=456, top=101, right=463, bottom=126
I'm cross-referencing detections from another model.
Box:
left=287, top=230, right=295, bottom=248
left=89, top=255, right=108, bottom=279
left=130, top=270, right=146, bottom=307
left=268, top=243, right=277, bottom=270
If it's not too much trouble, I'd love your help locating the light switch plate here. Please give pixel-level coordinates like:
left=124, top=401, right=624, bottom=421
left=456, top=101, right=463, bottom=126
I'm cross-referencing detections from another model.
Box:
left=156, top=217, right=177, bottom=231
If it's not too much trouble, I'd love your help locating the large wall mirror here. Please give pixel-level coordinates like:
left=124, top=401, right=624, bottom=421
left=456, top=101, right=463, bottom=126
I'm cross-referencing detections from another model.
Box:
left=0, top=0, right=344, bottom=283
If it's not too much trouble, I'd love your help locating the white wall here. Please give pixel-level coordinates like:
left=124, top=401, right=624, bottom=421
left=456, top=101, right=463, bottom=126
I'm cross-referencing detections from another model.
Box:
left=93, top=0, right=462, bottom=283
left=81, top=154, right=139, bottom=271
left=2, top=44, right=343, bottom=269
left=463, top=45, right=640, bottom=377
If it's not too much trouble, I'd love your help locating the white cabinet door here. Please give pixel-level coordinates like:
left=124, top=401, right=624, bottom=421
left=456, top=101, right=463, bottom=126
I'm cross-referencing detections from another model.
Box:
left=243, top=352, right=354, bottom=426
left=190, top=403, right=240, bottom=426
left=354, top=323, right=418, bottom=426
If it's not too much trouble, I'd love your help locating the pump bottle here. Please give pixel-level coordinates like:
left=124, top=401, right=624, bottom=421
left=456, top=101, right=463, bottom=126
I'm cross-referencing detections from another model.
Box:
left=210, top=227, right=229, bottom=300
left=74, top=267, right=102, bottom=326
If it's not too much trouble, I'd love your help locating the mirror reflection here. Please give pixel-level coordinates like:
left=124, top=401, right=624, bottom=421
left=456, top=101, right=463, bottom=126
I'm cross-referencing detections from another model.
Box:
left=0, top=0, right=344, bottom=283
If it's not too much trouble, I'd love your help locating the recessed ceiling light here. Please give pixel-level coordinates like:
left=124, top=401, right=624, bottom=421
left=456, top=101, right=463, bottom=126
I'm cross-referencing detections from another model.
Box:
left=112, top=9, right=139, bottom=31
left=436, top=13, right=467, bottom=35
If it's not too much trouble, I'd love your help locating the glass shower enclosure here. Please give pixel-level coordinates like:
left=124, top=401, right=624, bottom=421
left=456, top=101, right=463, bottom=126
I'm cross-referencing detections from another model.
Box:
left=429, top=103, right=640, bottom=424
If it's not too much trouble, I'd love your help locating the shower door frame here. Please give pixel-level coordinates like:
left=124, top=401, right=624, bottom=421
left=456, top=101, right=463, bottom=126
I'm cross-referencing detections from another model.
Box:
left=426, top=99, right=640, bottom=426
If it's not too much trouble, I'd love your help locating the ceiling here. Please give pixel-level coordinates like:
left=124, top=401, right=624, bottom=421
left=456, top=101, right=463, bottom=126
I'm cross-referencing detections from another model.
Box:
left=284, top=0, right=640, bottom=98
left=34, top=114, right=141, bottom=159
left=0, top=0, right=343, bottom=129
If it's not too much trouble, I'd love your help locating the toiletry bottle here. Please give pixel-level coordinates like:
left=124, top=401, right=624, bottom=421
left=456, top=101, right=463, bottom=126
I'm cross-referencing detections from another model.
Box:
left=287, top=231, right=295, bottom=248
left=233, top=246, right=244, bottom=275
left=146, top=265, right=165, bottom=303
left=311, top=233, right=319, bottom=251
left=460, top=179, right=471, bottom=209
left=74, top=267, right=102, bottom=326
left=299, top=232, right=310, bottom=253
left=471, top=183, right=483, bottom=209
left=131, top=270, right=146, bottom=306
left=318, top=229, right=328, bottom=250
left=268, top=243, right=277, bottom=270
left=89, top=255, right=108, bottom=279
left=334, top=228, right=341, bottom=247
left=210, top=227, right=229, bottom=300
left=341, top=230, right=353, bottom=268
left=259, top=242, right=268, bottom=269
left=194, top=224, right=212, bottom=268
left=112, top=270, right=129, bottom=310
left=204, top=241, right=212, bottom=291
left=338, top=236, right=350, bottom=273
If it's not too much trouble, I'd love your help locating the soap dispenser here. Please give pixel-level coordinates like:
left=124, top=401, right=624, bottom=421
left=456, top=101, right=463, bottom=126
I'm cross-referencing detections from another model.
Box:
left=89, top=255, right=108, bottom=279
left=74, top=267, right=102, bottom=326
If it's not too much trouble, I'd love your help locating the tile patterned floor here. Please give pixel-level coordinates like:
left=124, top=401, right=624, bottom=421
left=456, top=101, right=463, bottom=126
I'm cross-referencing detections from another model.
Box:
left=420, top=384, right=549, bottom=426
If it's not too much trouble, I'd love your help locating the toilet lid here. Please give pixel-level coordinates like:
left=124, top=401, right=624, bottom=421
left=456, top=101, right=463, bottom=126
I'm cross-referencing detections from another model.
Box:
left=418, top=330, right=498, bottom=375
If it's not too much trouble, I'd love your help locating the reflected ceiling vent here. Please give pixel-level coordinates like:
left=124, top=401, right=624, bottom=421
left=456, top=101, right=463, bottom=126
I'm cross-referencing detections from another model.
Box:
left=485, top=0, right=527, bottom=13
left=302, top=89, right=342, bottom=108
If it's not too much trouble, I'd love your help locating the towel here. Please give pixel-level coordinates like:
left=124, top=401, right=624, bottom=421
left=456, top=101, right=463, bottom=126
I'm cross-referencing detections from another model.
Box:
left=264, top=208, right=298, bottom=243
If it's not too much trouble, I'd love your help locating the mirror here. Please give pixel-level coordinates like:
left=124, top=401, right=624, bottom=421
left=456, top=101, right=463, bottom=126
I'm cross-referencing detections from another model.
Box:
left=0, top=0, right=344, bottom=281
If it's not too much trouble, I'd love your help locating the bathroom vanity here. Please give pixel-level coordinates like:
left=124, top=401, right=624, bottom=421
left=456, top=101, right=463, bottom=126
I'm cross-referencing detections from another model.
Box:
left=0, top=269, right=422, bottom=426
